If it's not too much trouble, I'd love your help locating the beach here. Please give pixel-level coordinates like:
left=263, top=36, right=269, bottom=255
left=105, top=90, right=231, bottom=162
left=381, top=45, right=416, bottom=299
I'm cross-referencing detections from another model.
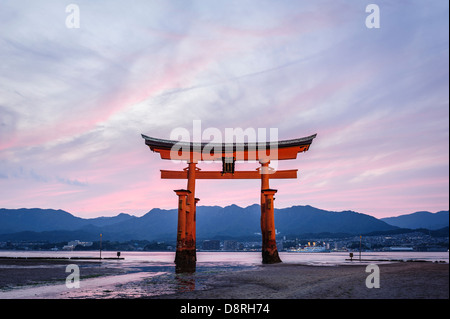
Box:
left=0, top=256, right=448, bottom=299
left=151, top=262, right=449, bottom=299
left=0, top=258, right=126, bottom=289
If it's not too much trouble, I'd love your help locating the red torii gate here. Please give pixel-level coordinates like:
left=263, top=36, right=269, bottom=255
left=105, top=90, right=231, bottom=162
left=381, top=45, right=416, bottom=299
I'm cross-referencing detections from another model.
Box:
left=142, top=133, right=316, bottom=271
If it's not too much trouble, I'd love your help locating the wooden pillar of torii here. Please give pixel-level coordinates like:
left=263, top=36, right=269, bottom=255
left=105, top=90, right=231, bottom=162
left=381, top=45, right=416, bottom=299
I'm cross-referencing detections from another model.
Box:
left=142, top=133, right=316, bottom=270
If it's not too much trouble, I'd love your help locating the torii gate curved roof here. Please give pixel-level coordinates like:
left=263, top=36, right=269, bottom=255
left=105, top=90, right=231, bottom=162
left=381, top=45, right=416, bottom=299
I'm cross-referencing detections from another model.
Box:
left=141, top=133, right=317, bottom=161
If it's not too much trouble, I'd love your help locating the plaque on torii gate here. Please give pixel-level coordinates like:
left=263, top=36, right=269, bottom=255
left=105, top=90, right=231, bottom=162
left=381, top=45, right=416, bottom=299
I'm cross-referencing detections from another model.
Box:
left=142, top=133, right=316, bottom=271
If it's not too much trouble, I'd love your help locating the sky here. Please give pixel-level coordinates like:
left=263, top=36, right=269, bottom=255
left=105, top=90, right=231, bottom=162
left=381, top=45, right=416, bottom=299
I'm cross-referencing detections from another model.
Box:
left=0, top=0, right=448, bottom=219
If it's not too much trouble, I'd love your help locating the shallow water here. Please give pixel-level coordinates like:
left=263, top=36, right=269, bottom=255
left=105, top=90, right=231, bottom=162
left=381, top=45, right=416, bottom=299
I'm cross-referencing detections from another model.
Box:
left=2, top=250, right=447, bottom=264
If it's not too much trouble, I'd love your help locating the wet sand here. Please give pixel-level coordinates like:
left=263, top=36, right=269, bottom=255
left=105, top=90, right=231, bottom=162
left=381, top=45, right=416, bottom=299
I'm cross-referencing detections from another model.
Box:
left=151, top=262, right=449, bottom=299
left=0, top=258, right=448, bottom=299
left=0, top=258, right=127, bottom=290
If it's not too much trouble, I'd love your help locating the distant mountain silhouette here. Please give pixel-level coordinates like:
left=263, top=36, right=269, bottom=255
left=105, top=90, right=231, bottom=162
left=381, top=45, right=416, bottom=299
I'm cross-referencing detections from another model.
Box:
left=0, top=205, right=403, bottom=242
left=381, top=211, right=449, bottom=230
left=3, top=206, right=447, bottom=243
left=0, top=208, right=135, bottom=234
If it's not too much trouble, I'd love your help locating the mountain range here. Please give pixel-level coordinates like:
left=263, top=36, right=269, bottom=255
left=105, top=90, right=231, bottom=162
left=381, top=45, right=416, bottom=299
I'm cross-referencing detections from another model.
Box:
left=380, top=211, right=449, bottom=230
left=0, top=205, right=448, bottom=243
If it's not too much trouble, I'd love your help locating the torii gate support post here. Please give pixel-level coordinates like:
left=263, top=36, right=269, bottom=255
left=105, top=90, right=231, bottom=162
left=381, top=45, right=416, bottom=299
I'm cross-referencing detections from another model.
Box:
left=260, top=161, right=269, bottom=262
left=181, top=161, right=197, bottom=271
left=260, top=159, right=282, bottom=264
left=174, top=189, right=189, bottom=268
left=261, top=188, right=281, bottom=264
left=194, top=197, right=200, bottom=241
left=173, top=163, right=197, bottom=272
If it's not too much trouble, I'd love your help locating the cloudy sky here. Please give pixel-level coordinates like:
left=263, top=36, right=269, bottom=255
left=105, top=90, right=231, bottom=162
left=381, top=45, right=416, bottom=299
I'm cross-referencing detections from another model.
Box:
left=0, top=1, right=448, bottom=218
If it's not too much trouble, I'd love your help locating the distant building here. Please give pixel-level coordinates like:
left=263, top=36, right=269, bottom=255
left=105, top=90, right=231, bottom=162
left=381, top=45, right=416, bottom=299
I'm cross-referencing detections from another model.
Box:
left=277, top=240, right=283, bottom=251
left=63, top=240, right=93, bottom=250
left=202, top=240, right=220, bottom=250
left=223, top=240, right=238, bottom=251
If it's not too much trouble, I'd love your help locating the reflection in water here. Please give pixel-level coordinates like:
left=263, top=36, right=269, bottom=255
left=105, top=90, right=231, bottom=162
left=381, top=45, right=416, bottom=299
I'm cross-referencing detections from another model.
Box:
left=175, top=272, right=196, bottom=292
left=175, top=262, right=196, bottom=292
left=175, top=263, right=196, bottom=274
